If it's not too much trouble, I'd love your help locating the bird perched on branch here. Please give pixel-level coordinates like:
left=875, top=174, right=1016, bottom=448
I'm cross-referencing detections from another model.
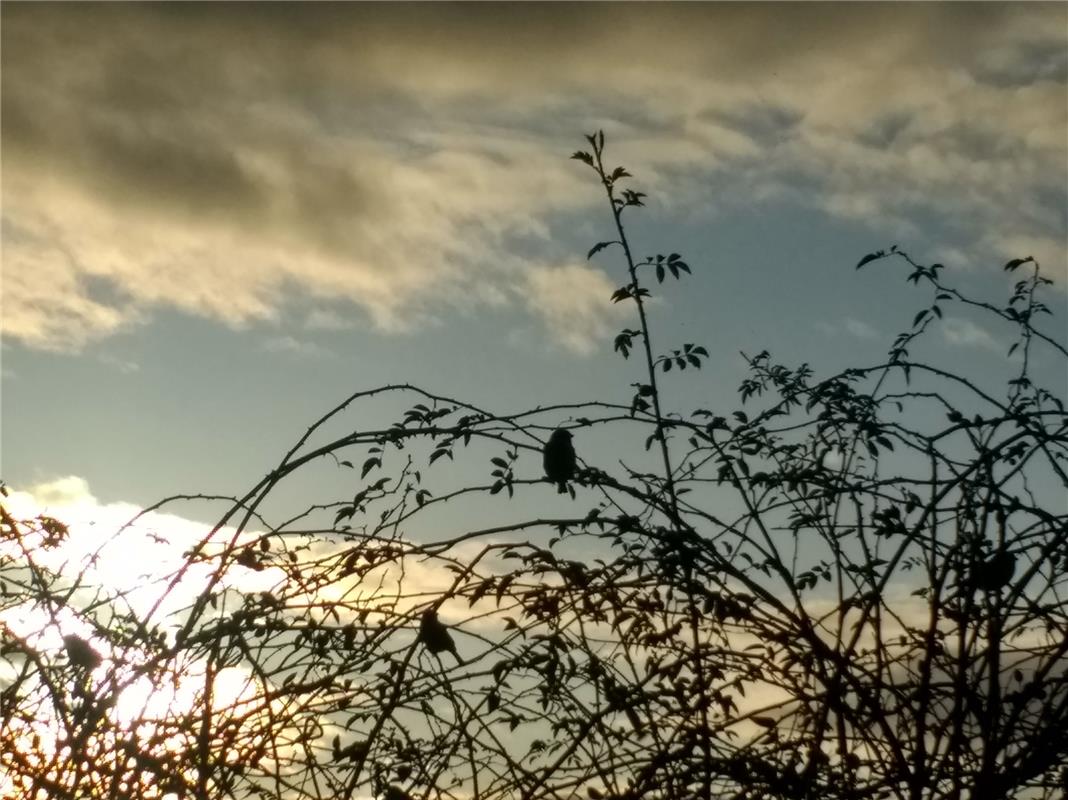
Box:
left=543, top=428, right=576, bottom=494
left=63, top=634, right=101, bottom=670
left=972, top=549, right=1016, bottom=592
left=418, top=607, right=460, bottom=662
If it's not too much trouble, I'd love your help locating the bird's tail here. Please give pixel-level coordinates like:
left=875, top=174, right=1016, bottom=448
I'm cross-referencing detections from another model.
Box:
left=557, top=481, right=567, bottom=494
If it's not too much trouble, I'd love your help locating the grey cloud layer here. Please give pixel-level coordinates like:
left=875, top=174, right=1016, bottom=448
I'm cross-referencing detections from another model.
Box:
left=2, top=3, right=1064, bottom=351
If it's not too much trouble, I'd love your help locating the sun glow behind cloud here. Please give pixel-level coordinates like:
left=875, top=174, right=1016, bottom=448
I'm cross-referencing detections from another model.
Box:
left=1, top=478, right=285, bottom=623
left=0, top=479, right=289, bottom=798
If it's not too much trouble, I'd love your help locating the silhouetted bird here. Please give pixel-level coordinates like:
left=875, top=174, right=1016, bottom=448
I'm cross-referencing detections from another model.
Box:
left=973, top=549, right=1016, bottom=592
left=418, top=608, right=459, bottom=661
left=63, top=634, right=101, bottom=670
left=543, top=428, right=576, bottom=494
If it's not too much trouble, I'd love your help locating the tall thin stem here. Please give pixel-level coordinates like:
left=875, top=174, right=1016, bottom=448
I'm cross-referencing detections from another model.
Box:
left=589, top=135, right=712, bottom=800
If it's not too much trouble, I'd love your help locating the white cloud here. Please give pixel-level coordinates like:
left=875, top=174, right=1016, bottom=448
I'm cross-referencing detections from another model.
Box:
left=929, top=245, right=973, bottom=271
left=844, top=318, right=880, bottom=340
left=1, top=108, right=591, bottom=352
left=262, top=335, right=332, bottom=359
left=941, top=317, right=1001, bottom=352
left=824, top=191, right=884, bottom=224
left=986, top=233, right=1068, bottom=289
left=816, top=317, right=880, bottom=340
left=523, top=264, right=628, bottom=356
left=98, top=353, right=140, bottom=373
left=0, top=477, right=280, bottom=626
left=1, top=476, right=504, bottom=628
left=17, top=475, right=96, bottom=509
left=1, top=236, right=140, bottom=352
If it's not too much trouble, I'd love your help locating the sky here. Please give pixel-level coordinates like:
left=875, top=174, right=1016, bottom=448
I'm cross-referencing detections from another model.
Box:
left=2, top=2, right=1066, bottom=527
left=0, top=7, right=1066, bottom=797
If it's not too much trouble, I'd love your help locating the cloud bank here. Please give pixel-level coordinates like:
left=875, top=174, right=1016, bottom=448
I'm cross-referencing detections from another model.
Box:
left=2, top=4, right=1064, bottom=353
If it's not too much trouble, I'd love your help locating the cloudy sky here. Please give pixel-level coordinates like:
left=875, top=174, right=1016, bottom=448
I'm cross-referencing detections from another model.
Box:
left=2, top=3, right=1066, bottom=525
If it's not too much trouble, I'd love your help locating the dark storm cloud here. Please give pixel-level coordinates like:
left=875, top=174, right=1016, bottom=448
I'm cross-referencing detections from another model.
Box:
left=1, top=2, right=1064, bottom=351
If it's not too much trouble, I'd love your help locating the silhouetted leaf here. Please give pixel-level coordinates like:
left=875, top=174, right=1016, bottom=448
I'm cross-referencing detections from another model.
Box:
left=856, top=251, right=885, bottom=270
left=587, top=241, right=618, bottom=260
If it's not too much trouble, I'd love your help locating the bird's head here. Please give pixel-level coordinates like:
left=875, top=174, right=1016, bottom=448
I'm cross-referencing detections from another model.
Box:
left=550, top=429, right=573, bottom=442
